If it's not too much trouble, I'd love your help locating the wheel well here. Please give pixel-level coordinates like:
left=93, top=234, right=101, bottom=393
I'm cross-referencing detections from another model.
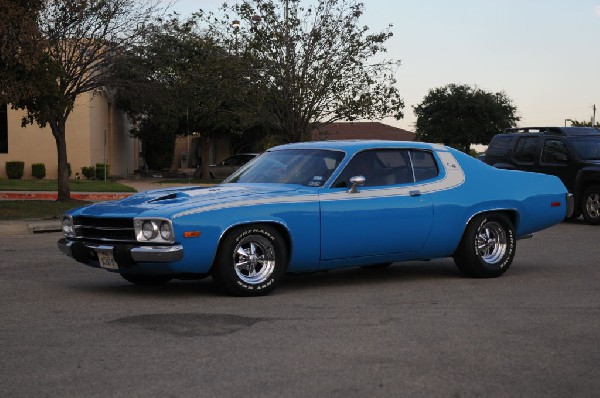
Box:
left=214, top=222, right=293, bottom=267
left=453, top=210, right=518, bottom=257
left=461, top=210, right=518, bottom=239
left=581, top=182, right=600, bottom=194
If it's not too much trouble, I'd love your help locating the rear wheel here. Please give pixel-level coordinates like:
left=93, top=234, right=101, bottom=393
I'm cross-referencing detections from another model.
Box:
left=212, top=224, right=287, bottom=296
left=120, top=273, right=172, bottom=286
left=453, top=213, right=516, bottom=278
left=581, top=185, right=600, bottom=225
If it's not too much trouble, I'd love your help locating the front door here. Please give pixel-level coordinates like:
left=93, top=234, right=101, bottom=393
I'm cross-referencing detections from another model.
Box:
left=319, top=149, right=436, bottom=261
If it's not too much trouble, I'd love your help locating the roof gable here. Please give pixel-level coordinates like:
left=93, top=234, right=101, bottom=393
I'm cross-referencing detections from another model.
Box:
left=312, top=122, right=416, bottom=141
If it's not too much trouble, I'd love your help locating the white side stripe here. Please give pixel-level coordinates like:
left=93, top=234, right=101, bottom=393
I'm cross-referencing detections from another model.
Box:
left=173, top=152, right=465, bottom=218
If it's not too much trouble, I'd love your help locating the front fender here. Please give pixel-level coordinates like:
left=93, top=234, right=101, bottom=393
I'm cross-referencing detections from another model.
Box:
left=172, top=200, right=321, bottom=274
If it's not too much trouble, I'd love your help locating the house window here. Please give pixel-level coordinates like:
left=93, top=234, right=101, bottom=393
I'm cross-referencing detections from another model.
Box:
left=0, top=103, right=7, bottom=153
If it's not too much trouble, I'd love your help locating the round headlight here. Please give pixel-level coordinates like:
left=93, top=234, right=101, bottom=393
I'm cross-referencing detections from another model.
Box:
left=159, top=222, right=172, bottom=241
left=62, top=217, right=73, bottom=235
left=141, top=221, right=156, bottom=240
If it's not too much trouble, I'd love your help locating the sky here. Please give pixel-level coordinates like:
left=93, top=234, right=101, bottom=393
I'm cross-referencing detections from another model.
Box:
left=167, top=0, right=600, bottom=132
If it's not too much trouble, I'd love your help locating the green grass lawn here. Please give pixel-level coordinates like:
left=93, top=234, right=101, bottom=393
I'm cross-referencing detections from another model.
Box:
left=0, top=200, right=90, bottom=220
left=0, top=179, right=136, bottom=192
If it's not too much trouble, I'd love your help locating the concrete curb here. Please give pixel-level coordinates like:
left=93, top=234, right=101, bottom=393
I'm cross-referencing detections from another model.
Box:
left=0, top=220, right=62, bottom=235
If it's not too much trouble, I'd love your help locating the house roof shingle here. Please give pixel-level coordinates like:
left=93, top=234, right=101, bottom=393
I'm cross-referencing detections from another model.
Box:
left=311, top=122, right=416, bottom=142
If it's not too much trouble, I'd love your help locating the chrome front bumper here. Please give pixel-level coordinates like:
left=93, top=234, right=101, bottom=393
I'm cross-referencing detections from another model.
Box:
left=58, top=238, right=184, bottom=264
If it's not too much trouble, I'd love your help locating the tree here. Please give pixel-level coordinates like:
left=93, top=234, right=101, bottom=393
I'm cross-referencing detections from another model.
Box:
left=114, top=15, right=267, bottom=176
left=0, top=0, right=161, bottom=201
left=0, top=0, right=45, bottom=103
left=414, top=84, right=519, bottom=153
left=202, top=0, right=404, bottom=143
left=570, top=120, right=599, bottom=128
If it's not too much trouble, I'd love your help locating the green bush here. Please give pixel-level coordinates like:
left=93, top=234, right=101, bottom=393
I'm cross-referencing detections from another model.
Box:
left=31, top=163, right=46, bottom=179
left=95, top=163, right=110, bottom=180
left=6, top=161, right=24, bottom=179
left=81, top=166, right=95, bottom=179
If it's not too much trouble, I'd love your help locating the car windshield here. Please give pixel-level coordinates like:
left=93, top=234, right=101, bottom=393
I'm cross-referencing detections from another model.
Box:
left=570, top=137, right=600, bottom=160
left=224, top=149, right=345, bottom=187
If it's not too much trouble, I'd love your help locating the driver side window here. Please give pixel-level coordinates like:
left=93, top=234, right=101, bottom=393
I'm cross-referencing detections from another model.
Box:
left=333, top=149, right=413, bottom=187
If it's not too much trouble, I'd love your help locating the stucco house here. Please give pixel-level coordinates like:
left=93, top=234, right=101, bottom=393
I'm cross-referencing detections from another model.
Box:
left=1, top=93, right=140, bottom=180
left=1, top=100, right=415, bottom=180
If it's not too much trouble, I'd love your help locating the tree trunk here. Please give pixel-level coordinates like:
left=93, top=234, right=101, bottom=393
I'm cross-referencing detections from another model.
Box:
left=51, top=118, right=71, bottom=201
left=201, top=136, right=211, bottom=180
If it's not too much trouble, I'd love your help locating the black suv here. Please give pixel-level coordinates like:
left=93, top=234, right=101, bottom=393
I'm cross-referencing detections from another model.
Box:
left=484, top=127, right=600, bottom=224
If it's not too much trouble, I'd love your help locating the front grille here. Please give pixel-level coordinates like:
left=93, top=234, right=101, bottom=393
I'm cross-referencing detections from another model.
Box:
left=72, top=216, right=136, bottom=242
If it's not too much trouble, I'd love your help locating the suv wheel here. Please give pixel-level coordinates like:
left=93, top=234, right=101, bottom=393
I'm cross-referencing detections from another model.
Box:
left=581, top=185, right=600, bottom=225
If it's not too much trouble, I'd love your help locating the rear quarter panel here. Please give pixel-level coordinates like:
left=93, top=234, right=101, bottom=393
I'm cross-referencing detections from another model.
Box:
left=420, top=149, right=568, bottom=258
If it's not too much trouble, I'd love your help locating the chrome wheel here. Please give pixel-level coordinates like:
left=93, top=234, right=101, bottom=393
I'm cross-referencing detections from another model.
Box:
left=585, top=193, right=600, bottom=219
left=454, top=214, right=515, bottom=278
left=213, top=224, right=287, bottom=296
left=233, top=235, right=276, bottom=285
left=475, top=220, right=508, bottom=265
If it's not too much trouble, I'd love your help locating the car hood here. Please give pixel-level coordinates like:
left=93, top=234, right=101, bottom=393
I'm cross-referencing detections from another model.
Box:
left=72, top=184, right=308, bottom=218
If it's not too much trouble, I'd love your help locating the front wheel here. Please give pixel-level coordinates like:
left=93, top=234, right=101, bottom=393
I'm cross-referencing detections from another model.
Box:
left=581, top=185, right=600, bottom=225
left=453, top=213, right=516, bottom=278
left=212, top=224, right=287, bottom=296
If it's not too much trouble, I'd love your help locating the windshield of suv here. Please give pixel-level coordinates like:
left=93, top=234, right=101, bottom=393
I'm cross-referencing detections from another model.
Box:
left=570, top=137, right=600, bottom=160
left=224, top=149, right=345, bottom=187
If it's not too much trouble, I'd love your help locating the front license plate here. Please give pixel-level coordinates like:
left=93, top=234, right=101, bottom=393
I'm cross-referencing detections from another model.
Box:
left=97, top=249, right=118, bottom=270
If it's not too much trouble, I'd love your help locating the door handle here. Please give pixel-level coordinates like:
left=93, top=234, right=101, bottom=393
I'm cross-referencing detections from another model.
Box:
left=409, top=190, right=421, bottom=197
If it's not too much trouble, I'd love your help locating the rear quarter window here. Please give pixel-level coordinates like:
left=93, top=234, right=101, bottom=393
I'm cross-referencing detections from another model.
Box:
left=411, top=150, right=439, bottom=181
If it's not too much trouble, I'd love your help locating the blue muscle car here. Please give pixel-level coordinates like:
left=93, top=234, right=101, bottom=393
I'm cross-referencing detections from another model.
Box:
left=58, top=140, right=572, bottom=296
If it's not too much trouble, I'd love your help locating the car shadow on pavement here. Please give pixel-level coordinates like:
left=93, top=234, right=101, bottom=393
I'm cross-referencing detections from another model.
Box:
left=66, top=278, right=221, bottom=298
left=281, top=260, right=462, bottom=291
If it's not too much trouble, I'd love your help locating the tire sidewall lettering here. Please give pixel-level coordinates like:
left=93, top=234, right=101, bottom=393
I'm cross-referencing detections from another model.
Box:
left=235, top=228, right=276, bottom=245
left=236, top=277, right=275, bottom=291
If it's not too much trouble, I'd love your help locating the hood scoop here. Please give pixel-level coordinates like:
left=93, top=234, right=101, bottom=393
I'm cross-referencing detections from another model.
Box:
left=148, top=193, right=178, bottom=203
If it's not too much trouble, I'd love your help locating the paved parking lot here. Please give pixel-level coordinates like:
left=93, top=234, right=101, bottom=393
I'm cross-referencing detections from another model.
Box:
left=0, top=221, right=598, bottom=397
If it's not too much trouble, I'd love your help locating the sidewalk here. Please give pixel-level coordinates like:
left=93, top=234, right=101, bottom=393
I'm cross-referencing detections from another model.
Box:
left=0, top=179, right=208, bottom=235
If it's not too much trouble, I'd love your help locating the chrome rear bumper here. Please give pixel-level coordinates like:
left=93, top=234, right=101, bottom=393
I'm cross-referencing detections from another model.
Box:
left=566, top=193, right=574, bottom=218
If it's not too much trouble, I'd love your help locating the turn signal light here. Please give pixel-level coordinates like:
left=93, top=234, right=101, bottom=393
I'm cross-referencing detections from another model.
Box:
left=184, top=231, right=201, bottom=238
left=551, top=202, right=561, bottom=207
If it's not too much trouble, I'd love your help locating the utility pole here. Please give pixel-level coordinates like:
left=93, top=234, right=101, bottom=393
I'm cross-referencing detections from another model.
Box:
left=593, top=104, right=596, bottom=127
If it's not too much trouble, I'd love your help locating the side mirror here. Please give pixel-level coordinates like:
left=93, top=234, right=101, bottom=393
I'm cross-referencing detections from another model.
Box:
left=553, top=153, right=568, bottom=162
left=348, top=175, right=366, bottom=194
